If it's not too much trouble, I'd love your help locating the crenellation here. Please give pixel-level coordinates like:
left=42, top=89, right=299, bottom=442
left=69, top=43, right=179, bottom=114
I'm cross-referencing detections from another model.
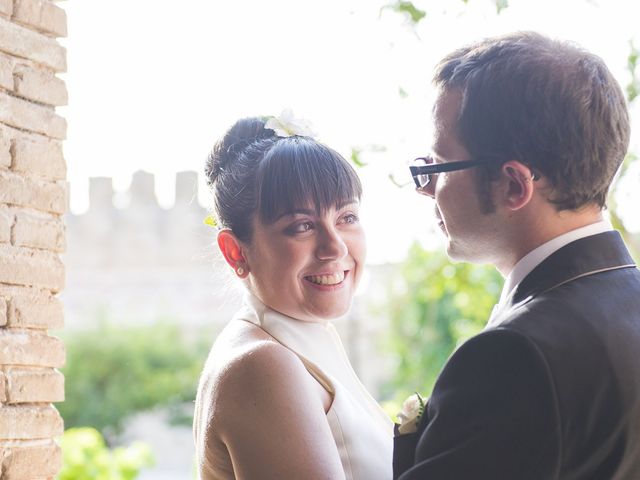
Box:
left=67, top=170, right=209, bottom=270
left=62, top=170, right=226, bottom=334
left=88, top=177, right=114, bottom=213
left=129, top=169, right=159, bottom=208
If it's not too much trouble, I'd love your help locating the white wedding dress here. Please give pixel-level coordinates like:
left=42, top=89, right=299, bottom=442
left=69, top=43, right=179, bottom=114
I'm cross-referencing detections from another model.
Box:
left=195, top=293, right=393, bottom=480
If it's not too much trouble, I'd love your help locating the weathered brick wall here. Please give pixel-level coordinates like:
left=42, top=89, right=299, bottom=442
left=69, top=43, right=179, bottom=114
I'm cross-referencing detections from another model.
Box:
left=0, top=1, right=67, bottom=478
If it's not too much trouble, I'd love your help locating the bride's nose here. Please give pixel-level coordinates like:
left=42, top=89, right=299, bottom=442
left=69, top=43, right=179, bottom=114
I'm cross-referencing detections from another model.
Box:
left=315, top=226, right=348, bottom=261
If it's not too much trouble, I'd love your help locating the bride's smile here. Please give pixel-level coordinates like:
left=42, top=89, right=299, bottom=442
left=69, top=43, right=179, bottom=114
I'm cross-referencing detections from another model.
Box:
left=304, top=270, right=348, bottom=287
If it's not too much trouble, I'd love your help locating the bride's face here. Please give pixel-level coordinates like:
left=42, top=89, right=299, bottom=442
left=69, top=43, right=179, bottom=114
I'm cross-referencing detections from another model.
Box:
left=243, top=201, right=366, bottom=322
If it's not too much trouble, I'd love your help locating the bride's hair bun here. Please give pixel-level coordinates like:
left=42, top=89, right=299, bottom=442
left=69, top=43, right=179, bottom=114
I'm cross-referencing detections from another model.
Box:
left=206, top=117, right=275, bottom=184
left=205, top=117, right=279, bottom=241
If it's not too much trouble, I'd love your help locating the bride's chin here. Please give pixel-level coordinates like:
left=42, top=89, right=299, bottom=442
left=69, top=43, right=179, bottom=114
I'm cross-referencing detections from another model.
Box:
left=309, top=300, right=353, bottom=320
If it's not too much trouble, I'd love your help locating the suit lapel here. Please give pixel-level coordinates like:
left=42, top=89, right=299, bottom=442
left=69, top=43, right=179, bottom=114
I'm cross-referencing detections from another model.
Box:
left=393, top=427, right=421, bottom=479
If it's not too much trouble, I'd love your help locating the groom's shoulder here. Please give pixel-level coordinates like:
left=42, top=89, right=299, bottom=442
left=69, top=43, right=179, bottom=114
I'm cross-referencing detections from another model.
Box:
left=487, top=269, right=640, bottom=412
left=501, top=261, right=640, bottom=344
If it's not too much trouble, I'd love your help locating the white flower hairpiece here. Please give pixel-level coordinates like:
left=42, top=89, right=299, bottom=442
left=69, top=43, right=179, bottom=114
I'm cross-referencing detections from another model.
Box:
left=396, top=392, right=426, bottom=435
left=264, top=109, right=317, bottom=138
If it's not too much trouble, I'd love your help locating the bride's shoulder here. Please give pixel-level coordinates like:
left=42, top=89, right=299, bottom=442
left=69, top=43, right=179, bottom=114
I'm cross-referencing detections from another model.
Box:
left=219, top=321, right=303, bottom=381
left=199, top=320, right=312, bottom=414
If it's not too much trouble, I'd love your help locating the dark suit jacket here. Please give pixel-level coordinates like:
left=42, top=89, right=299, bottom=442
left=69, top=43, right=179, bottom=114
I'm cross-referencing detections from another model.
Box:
left=394, top=231, right=640, bottom=479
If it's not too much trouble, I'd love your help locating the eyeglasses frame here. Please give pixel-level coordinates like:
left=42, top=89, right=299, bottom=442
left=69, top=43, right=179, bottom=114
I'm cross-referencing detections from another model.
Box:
left=409, top=157, right=490, bottom=189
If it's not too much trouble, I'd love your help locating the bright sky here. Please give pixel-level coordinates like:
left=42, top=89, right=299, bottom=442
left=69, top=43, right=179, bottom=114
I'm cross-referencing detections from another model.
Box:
left=60, top=0, right=640, bottom=264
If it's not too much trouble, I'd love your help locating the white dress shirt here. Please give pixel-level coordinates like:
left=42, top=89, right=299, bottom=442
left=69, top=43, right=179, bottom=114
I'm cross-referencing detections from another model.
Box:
left=487, top=219, right=612, bottom=328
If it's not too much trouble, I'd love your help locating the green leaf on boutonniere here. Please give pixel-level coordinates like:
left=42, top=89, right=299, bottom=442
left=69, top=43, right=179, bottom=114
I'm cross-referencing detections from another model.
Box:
left=416, top=391, right=425, bottom=420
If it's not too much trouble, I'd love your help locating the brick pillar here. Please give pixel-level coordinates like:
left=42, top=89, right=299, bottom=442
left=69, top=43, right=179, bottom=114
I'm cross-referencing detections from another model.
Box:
left=0, top=1, right=67, bottom=478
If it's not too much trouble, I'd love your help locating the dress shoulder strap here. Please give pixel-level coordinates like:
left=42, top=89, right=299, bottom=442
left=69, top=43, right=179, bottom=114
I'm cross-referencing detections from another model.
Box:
left=295, top=352, right=336, bottom=395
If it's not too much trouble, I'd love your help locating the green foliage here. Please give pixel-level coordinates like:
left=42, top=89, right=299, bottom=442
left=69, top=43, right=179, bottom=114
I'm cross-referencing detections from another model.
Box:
left=57, top=428, right=154, bottom=480
left=350, top=145, right=387, bottom=168
left=609, top=154, right=640, bottom=261
left=382, top=0, right=511, bottom=25
left=627, top=40, right=639, bottom=103
left=494, top=0, right=509, bottom=13
left=350, top=147, right=368, bottom=167
left=58, top=321, right=214, bottom=438
left=610, top=38, right=640, bottom=258
left=382, top=1, right=426, bottom=25
left=381, top=243, right=501, bottom=401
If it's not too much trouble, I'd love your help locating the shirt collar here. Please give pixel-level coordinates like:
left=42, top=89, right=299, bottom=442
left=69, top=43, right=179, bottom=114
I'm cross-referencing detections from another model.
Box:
left=497, top=219, right=613, bottom=308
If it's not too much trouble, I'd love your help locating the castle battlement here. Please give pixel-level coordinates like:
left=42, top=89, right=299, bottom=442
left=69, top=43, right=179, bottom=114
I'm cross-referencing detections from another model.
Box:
left=65, top=170, right=212, bottom=270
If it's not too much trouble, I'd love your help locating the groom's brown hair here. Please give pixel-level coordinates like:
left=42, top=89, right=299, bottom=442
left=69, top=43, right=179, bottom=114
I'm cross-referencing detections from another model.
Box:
left=433, top=31, right=630, bottom=212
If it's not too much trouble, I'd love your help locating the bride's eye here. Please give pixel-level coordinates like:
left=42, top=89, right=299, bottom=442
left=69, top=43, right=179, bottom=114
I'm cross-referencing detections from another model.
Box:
left=339, top=213, right=359, bottom=225
left=285, top=221, right=314, bottom=235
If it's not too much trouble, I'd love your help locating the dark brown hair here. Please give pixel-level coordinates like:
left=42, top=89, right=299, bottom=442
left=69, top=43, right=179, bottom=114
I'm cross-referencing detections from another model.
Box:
left=434, top=31, right=630, bottom=211
left=205, top=117, right=362, bottom=242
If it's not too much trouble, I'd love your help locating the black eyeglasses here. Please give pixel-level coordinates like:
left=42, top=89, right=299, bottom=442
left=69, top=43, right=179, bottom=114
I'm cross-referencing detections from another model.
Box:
left=409, top=156, right=488, bottom=189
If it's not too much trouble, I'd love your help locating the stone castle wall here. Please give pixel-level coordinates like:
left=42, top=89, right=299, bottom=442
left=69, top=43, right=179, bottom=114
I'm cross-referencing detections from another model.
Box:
left=0, top=1, right=67, bottom=478
left=62, top=170, right=227, bottom=330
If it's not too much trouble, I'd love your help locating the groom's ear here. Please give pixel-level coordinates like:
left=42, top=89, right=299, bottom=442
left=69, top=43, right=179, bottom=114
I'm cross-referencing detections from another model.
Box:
left=498, top=160, right=536, bottom=211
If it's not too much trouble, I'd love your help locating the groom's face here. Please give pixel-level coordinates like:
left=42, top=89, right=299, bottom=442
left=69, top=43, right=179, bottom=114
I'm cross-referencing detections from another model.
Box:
left=425, top=89, right=504, bottom=264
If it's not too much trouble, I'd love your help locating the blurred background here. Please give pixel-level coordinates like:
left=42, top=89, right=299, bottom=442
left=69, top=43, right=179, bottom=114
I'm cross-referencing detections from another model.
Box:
left=54, top=0, right=640, bottom=478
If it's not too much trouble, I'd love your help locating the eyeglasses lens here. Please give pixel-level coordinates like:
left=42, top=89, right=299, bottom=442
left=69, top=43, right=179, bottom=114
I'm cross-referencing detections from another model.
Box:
left=416, top=158, right=431, bottom=188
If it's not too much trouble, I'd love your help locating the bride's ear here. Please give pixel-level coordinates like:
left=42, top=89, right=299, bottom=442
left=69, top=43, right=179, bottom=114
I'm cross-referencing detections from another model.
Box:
left=217, top=229, right=249, bottom=278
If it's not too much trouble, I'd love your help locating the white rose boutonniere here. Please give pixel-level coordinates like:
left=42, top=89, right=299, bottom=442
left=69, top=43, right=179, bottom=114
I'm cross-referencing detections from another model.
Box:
left=264, top=109, right=317, bottom=138
left=396, top=392, right=426, bottom=435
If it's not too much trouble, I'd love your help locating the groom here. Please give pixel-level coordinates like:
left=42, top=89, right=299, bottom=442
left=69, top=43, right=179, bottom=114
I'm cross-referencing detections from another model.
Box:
left=395, top=32, right=640, bottom=479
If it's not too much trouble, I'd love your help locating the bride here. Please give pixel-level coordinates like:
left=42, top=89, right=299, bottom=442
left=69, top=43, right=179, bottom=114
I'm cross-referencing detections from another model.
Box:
left=193, top=113, right=393, bottom=479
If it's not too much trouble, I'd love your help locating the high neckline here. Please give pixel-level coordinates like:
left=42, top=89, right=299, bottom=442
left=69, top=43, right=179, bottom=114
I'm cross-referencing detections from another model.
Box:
left=232, top=292, right=392, bottom=429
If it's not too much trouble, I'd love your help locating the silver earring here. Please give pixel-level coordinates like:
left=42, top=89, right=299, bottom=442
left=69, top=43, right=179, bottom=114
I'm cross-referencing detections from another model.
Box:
left=236, top=266, right=245, bottom=276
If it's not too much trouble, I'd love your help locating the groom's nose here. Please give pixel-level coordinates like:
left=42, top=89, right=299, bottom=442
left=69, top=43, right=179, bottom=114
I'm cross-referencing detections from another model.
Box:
left=416, top=182, right=435, bottom=198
